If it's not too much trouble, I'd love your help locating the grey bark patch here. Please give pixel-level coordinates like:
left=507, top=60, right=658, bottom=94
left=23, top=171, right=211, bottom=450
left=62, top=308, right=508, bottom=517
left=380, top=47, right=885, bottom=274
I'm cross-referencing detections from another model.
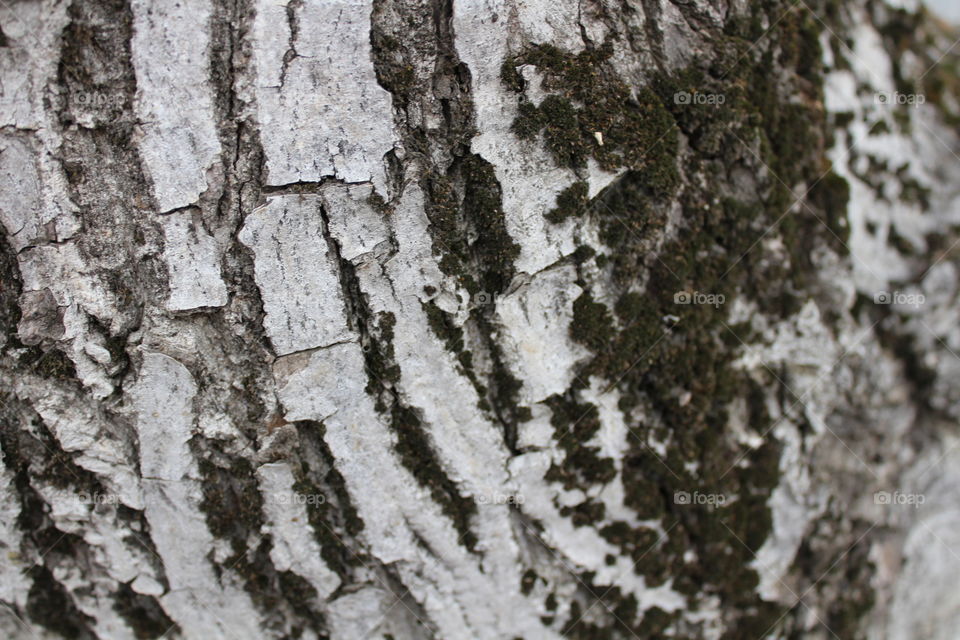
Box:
left=16, top=289, right=64, bottom=345
left=238, top=194, right=355, bottom=355
left=0, top=136, right=45, bottom=251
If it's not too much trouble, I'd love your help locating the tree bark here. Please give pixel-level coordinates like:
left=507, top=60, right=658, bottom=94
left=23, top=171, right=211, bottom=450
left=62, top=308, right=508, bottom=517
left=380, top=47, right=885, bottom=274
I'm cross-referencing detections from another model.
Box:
left=1, top=0, right=959, bottom=638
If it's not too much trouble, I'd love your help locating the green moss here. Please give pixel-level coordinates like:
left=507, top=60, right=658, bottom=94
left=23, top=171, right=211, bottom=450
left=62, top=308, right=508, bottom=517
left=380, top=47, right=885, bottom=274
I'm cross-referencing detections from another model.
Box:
left=500, top=57, right=524, bottom=92
left=598, top=521, right=632, bottom=547
left=389, top=403, right=478, bottom=550
left=877, top=8, right=924, bottom=96
left=588, top=176, right=668, bottom=285
left=502, top=41, right=679, bottom=197
left=27, top=566, right=96, bottom=639
left=896, top=169, right=931, bottom=210
left=20, top=346, right=77, bottom=380
left=636, top=606, right=675, bottom=636
left=196, top=456, right=264, bottom=556
left=545, top=181, right=589, bottom=223
left=833, top=110, right=855, bottom=128
left=778, top=8, right=824, bottom=83
left=194, top=448, right=331, bottom=619
left=560, top=581, right=647, bottom=639
left=539, top=95, right=587, bottom=167
left=570, top=292, right=615, bottom=352
left=277, top=570, right=323, bottom=623
left=540, top=18, right=841, bottom=629
left=364, top=306, right=482, bottom=548
left=870, top=118, right=890, bottom=135
left=359, top=300, right=490, bottom=554
left=423, top=156, right=520, bottom=295
left=461, top=155, right=522, bottom=293
left=423, top=173, right=473, bottom=289
left=545, top=592, right=558, bottom=611
left=422, top=301, right=532, bottom=434
left=806, top=171, right=851, bottom=252
left=511, top=101, right=545, bottom=140
left=481, top=315, right=535, bottom=445
left=291, top=423, right=366, bottom=578
left=370, top=27, right=417, bottom=102
left=571, top=244, right=595, bottom=264
left=825, top=551, right=876, bottom=638
left=790, top=516, right=876, bottom=640
left=422, top=301, right=490, bottom=405
left=873, top=309, right=937, bottom=406
left=362, top=311, right=401, bottom=397
left=560, top=499, right=606, bottom=527
left=888, top=226, right=918, bottom=256
left=544, top=394, right=616, bottom=490
left=503, top=2, right=865, bottom=634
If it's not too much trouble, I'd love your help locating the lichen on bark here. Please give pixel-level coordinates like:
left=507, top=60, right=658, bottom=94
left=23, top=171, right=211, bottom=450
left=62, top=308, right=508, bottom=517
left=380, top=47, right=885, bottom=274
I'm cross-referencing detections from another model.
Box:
left=1, top=0, right=959, bottom=638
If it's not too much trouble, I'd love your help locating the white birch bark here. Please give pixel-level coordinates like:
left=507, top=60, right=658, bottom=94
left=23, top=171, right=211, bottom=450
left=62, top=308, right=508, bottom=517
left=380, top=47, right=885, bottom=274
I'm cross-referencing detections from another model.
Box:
left=1, top=0, right=959, bottom=638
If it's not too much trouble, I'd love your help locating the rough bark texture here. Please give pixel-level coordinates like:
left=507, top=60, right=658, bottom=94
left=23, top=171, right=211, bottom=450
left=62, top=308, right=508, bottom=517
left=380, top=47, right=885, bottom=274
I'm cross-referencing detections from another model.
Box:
left=1, top=0, right=959, bottom=638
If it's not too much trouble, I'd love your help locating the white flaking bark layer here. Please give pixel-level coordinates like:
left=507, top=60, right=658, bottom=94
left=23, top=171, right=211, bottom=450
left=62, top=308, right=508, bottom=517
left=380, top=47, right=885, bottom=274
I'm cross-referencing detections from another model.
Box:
left=494, top=266, right=588, bottom=404
left=238, top=195, right=354, bottom=355
left=132, top=353, right=263, bottom=639
left=0, top=136, right=47, bottom=253
left=251, top=0, right=397, bottom=193
left=272, top=340, right=555, bottom=639
left=159, top=209, right=229, bottom=312
left=322, top=182, right=556, bottom=637
left=453, top=0, right=620, bottom=275
left=256, top=462, right=341, bottom=599
left=131, top=0, right=222, bottom=213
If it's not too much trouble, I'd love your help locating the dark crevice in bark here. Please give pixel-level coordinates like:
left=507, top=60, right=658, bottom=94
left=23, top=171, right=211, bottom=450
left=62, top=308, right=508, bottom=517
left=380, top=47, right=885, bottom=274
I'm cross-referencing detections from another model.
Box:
left=56, top=0, right=157, bottom=365
left=184, top=3, right=318, bottom=632
left=371, top=0, right=530, bottom=459
left=792, top=517, right=877, bottom=639
left=0, top=0, right=943, bottom=637
left=0, top=396, right=122, bottom=637
left=193, top=436, right=311, bottom=636
left=292, top=420, right=366, bottom=583
left=293, top=417, right=435, bottom=633
left=279, top=0, right=304, bottom=88
left=490, top=1, right=852, bottom=634
left=206, top=0, right=275, bottom=444
left=0, top=227, right=22, bottom=348
left=112, top=581, right=177, bottom=640
left=48, top=7, right=175, bottom=607
left=315, top=197, right=480, bottom=553
left=27, top=565, right=97, bottom=640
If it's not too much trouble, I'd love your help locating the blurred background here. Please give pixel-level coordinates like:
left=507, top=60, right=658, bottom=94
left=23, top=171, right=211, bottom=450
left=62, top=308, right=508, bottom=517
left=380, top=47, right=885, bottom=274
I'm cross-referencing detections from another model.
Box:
left=926, top=0, right=960, bottom=23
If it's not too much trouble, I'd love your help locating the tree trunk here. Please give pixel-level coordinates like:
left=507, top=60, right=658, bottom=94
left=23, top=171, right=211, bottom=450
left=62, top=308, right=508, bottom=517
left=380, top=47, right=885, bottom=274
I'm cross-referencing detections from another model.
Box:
left=1, top=0, right=959, bottom=638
